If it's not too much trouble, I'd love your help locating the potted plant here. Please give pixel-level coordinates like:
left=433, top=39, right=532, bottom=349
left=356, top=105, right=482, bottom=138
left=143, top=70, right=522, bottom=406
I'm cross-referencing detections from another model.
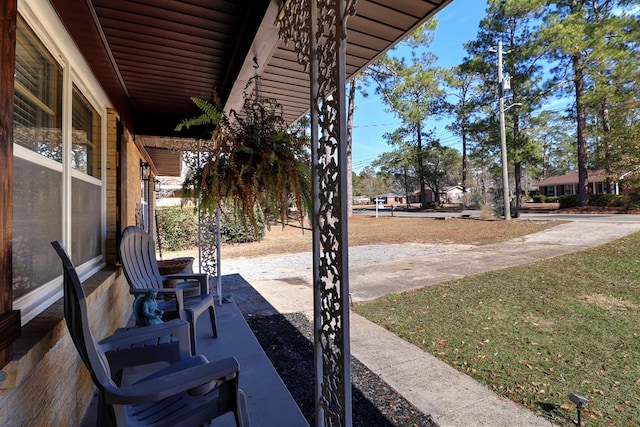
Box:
left=176, top=77, right=311, bottom=231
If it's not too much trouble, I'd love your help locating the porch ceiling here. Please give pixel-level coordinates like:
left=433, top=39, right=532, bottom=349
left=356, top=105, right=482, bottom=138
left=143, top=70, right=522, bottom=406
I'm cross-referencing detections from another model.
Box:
left=50, top=0, right=452, bottom=175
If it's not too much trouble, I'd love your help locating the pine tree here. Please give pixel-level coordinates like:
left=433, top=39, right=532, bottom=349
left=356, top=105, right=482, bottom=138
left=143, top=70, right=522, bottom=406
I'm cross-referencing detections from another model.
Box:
left=365, top=19, right=446, bottom=207
left=463, top=0, right=546, bottom=207
left=535, top=0, right=639, bottom=205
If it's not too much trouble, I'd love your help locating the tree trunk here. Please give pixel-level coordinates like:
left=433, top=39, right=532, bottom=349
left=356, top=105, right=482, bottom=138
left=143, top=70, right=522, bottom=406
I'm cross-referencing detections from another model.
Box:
left=346, top=80, right=355, bottom=217
left=461, top=132, right=467, bottom=190
left=403, top=166, right=410, bottom=209
left=514, top=162, right=522, bottom=207
left=601, top=104, right=614, bottom=193
left=574, top=54, right=589, bottom=206
left=512, top=113, right=522, bottom=207
left=416, top=122, right=426, bottom=207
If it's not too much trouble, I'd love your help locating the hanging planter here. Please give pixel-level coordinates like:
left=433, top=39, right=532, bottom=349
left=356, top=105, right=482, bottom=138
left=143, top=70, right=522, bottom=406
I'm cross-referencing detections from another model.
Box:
left=176, top=76, right=311, bottom=230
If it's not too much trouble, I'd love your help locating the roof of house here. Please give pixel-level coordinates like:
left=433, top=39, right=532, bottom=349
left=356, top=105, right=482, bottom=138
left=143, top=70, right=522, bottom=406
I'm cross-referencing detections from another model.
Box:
left=441, top=185, right=464, bottom=192
left=538, top=171, right=607, bottom=186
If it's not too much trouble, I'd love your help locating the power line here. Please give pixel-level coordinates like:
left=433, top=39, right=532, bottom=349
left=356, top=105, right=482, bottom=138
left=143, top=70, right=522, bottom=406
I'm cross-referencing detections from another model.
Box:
left=353, top=122, right=402, bottom=128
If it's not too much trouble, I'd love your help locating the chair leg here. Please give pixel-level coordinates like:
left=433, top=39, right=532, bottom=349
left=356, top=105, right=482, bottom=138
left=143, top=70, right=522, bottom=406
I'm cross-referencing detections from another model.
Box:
left=187, top=312, right=198, bottom=355
left=236, top=389, right=251, bottom=427
left=209, top=304, right=218, bottom=338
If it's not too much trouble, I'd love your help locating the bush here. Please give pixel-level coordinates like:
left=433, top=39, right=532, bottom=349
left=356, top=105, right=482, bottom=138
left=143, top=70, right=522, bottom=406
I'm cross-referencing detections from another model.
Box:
left=532, top=195, right=547, bottom=203
left=589, top=193, right=625, bottom=207
left=626, top=198, right=640, bottom=210
left=156, top=203, right=267, bottom=250
left=219, top=205, right=266, bottom=244
left=558, top=195, right=578, bottom=208
left=156, top=206, right=199, bottom=251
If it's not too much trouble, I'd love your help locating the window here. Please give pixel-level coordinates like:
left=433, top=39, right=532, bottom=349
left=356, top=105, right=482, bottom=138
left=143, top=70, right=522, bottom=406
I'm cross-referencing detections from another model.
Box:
left=71, top=86, right=103, bottom=265
left=12, top=15, right=105, bottom=325
left=13, top=16, right=63, bottom=160
left=72, top=86, right=101, bottom=178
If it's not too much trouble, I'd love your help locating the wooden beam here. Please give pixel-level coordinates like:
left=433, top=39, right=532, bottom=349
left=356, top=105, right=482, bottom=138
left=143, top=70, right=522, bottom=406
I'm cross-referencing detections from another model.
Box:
left=0, top=0, right=20, bottom=369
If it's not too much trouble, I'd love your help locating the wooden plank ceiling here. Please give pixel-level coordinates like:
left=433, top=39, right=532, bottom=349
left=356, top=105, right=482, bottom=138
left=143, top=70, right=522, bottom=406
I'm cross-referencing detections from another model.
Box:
left=50, top=0, right=452, bottom=175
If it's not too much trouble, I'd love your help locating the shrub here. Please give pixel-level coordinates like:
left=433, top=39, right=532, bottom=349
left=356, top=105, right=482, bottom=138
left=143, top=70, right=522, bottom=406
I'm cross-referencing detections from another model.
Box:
left=155, top=206, right=199, bottom=251
left=219, top=205, right=266, bottom=244
left=626, top=198, right=640, bottom=210
left=589, top=193, right=625, bottom=207
left=558, top=195, right=578, bottom=208
left=532, top=195, right=547, bottom=203
left=156, top=203, right=267, bottom=250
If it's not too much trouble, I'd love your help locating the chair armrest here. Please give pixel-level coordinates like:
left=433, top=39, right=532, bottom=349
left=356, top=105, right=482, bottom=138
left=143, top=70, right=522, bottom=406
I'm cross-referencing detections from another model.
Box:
left=104, top=357, right=240, bottom=405
left=99, top=319, right=191, bottom=359
left=163, top=273, right=209, bottom=295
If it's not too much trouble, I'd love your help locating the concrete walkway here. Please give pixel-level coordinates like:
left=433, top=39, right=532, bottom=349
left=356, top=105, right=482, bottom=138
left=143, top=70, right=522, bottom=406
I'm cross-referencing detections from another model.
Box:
left=223, top=219, right=640, bottom=426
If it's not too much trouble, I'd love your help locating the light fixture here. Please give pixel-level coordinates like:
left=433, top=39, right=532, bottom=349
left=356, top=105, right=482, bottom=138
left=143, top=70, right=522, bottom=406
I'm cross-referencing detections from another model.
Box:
left=140, top=160, right=151, bottom=181
left=569, top=393, right=589, bottom=426
left=154, top=179, right=161, bottom=192
left=502, top=73, right=512, bottom=91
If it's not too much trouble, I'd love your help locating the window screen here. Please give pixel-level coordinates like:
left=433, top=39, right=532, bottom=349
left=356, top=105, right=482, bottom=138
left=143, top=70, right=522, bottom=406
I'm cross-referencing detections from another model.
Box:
left=13, top=16, right=63, bottom=161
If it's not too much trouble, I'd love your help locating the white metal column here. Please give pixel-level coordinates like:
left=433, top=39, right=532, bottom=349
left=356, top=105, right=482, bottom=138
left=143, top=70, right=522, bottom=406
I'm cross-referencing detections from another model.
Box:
left=279, top=1, right=356, bottom=425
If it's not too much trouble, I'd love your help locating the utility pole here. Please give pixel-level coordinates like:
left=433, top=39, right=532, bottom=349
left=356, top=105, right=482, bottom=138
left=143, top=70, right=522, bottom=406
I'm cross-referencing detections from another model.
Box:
left=490, top=41, right=511, bottom=220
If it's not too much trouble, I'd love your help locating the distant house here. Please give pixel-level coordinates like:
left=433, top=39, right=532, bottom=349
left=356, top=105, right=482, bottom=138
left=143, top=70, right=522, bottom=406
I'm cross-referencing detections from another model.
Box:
left=372, top=193, right=406, bottom=206
left=353, top=196, right=371, bottom=205
left=538, top=170, right=618, bottom=196
left=440, top=185, right=466, bottom=204
left=409, top=186, right=466, bottom=204
left=409, top=189, right=436, bottom=204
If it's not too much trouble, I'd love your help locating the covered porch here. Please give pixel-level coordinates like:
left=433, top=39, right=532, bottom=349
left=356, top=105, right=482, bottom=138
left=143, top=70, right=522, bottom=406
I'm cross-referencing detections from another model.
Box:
left=0, top=1, right=453, bottom=425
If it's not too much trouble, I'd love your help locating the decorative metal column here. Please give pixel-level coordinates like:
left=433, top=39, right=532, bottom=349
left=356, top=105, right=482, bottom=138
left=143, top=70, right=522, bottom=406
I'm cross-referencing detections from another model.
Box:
left=198, top=207, right=221, bottom=303
left=279, top=1, right=356, bottom=425
left=163, top=138, right=221, bottom=302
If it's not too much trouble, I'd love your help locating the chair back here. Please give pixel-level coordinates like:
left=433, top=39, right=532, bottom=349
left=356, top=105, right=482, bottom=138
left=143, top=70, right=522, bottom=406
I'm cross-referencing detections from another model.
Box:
left=119, top=226, right=164, bottom=290
left=51, top=241, right=115, bottom=392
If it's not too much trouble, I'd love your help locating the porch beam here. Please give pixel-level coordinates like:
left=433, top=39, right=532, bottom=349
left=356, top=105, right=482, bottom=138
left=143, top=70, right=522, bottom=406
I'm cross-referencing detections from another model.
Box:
left=0, top=0, right=20, bottom=369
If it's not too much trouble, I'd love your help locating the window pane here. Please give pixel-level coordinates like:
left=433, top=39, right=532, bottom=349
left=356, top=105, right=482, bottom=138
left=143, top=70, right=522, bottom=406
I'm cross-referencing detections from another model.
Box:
left=72, top=177, right=102, bottom=265
left=13, top=16, right=63, bottom=161
left=12, top=157, right=63, bottom=299
left=72, top=86, right=102, bottom=178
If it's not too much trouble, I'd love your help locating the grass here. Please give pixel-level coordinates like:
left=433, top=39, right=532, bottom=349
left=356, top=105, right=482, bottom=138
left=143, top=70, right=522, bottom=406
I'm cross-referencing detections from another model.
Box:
left=215, top=215, right=559, bottom=258
left=353, top=231, right=640, bottom=426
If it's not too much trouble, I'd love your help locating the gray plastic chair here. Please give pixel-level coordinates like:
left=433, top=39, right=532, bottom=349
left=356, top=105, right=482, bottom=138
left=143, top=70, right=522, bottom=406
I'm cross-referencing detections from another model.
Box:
left=119, top=226, right=217, bottom=354
left=51, top=241, right=249, bottom=427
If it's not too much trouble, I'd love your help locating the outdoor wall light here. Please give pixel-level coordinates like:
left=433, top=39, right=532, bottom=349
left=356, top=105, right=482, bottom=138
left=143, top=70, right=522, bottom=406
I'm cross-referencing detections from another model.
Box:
left=154, top=179, right=161, bottom=192
left=569, top=392, right=589, bottom=426
left=140, top=160, right=151, bottom=181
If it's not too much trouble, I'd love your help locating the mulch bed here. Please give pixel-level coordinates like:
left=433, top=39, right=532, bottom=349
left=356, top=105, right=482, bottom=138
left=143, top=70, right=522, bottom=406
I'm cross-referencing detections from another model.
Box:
left=248, top=312, right=437, bottom=427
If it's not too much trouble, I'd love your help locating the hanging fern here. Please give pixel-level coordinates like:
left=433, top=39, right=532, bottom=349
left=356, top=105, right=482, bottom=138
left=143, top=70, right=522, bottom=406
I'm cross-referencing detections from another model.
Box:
left=175, top=94, right=225, bottom=132
left=177, top=77, right=311, bottom=231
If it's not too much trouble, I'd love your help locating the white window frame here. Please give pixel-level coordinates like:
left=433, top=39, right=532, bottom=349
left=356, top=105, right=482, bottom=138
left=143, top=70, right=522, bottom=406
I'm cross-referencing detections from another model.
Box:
left=14, top=1, right=110, bottom=325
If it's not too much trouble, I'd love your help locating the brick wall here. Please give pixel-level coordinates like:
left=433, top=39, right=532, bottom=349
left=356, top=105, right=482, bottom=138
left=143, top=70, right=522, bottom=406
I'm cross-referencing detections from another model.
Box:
left=105, top=109, right=119, bottom=266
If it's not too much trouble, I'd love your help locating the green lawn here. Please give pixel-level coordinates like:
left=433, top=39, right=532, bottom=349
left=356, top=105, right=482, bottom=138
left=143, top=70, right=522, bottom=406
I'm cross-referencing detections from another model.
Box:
left=353, top=231, right=640, bottom=426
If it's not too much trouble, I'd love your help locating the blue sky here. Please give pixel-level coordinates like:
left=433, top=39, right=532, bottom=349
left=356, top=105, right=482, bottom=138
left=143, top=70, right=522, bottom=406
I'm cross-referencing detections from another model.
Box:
left=351, top=1, right=489, bottom=172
